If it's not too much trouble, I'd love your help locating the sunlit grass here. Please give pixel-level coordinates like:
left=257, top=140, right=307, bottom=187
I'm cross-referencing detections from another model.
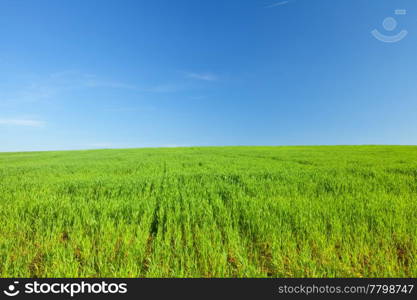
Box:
left=0, top=146, right=416, bottom=277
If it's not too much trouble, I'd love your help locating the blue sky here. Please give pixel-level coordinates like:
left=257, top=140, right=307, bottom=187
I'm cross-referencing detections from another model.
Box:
left=1, top=0, right=416, bottom=152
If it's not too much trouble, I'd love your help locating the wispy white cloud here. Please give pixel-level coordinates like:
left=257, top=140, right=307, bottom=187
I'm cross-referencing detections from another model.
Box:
left=265, top=1, right=292, bottom=8
left=49, top=71, right=137, bottom=90
left=82, top=76, right=138, bottom=90
left=0, top=118, right=45, bottom=127
left=2, top=83, right=60, bottom=104
left=1, top=71, right=194, bottom=107
left=103, top=105, right=156, bottom=112
left=186, top=72, right=218, bottom=81
left=1, top=70, right=215, bottom=110
left=1, top=71, right=138, bottom=104
left=143, top=83, right=185, bottom=93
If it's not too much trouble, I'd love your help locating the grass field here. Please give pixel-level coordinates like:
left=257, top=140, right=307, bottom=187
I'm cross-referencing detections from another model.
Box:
left=0, top=146, right=416, bottom=277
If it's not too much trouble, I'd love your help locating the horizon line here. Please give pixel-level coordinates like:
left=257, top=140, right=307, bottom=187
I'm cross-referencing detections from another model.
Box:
left=1, top=144, right=417, bottom=154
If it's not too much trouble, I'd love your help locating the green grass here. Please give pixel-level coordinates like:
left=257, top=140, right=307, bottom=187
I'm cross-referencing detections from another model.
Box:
left=0, top=146, right=416, bottom=277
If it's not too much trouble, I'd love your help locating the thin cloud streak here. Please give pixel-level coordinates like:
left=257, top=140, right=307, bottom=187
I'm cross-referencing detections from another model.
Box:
left=0, top=118, right=45, bottom=127
left=1, top=71, right=139, bottom=105
left=2, top=71, right=192, bottom=105
left=186, top=72, right=218, bottom=81
left=265, top=1, right=291, bottom=8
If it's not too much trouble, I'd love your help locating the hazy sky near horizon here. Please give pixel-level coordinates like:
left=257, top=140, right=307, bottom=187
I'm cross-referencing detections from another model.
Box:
left=1, top=0, right=416, bottom=152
